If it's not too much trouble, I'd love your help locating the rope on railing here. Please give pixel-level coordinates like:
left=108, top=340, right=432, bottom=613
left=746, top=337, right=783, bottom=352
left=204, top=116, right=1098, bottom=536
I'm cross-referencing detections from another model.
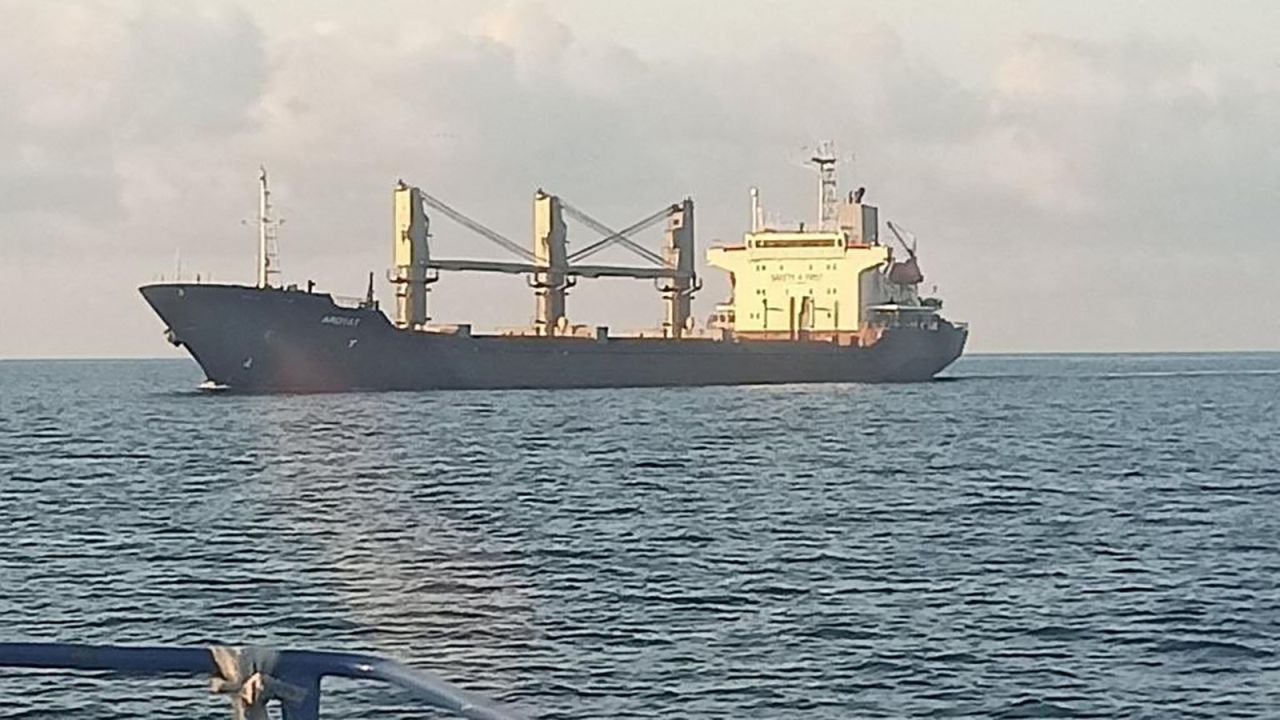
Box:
left=209, top=646, right=308, bottom=720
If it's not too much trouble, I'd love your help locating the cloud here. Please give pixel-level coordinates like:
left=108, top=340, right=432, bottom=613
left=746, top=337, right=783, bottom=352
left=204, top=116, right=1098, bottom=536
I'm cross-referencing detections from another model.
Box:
left=0, top=1, right=266, bottom=243
left=976, top=34, right=1279, bottom=234
left=116, top=2, right=266, bottom=141
left=1, top=1, right=1278, bottom=356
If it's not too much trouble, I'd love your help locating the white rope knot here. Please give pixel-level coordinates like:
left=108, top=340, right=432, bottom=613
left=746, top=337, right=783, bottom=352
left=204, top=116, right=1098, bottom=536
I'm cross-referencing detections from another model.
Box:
left=209, top=646, right=307, bottom=720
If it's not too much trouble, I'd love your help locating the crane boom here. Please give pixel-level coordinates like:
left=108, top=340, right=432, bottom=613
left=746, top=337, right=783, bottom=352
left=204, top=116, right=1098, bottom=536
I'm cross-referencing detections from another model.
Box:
left=885, top=220, right=917, bottom=259
left=418, top=190, right=536, bottom=262
left=563, top=202, right=670, bottom=265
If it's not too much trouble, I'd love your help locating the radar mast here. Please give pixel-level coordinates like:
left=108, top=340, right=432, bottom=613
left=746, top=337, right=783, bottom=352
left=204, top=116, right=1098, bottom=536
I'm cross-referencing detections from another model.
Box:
left=809, top=141, right=839, bottom=231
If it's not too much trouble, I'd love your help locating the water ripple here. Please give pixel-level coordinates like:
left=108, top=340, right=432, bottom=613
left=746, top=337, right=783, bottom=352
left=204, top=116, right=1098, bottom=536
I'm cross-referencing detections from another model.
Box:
left=1, top=353, right=1279, bottom=718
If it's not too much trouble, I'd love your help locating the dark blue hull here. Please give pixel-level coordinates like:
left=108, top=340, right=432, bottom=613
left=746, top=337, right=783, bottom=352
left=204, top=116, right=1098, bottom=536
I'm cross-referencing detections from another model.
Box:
left=140, top=284, right=967, bottom=392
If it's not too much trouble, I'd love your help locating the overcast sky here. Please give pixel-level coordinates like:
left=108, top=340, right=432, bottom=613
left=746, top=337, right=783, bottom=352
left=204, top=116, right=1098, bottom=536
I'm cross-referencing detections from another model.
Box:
left=3, top=0, right=1279, bottom=357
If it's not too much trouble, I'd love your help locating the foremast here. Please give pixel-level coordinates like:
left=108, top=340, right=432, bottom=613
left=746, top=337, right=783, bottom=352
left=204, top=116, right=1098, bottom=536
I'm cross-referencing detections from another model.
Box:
left=255, top=167, right=282, bottom=288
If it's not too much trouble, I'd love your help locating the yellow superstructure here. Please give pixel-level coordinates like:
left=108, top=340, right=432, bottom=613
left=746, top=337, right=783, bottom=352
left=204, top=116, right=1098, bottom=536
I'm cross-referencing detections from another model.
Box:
left=708, top=185, right=921, bottom=342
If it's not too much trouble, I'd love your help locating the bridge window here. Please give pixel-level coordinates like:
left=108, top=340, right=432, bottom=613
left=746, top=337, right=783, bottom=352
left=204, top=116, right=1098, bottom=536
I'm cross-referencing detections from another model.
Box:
left=753, top=238, right=840, bottom=248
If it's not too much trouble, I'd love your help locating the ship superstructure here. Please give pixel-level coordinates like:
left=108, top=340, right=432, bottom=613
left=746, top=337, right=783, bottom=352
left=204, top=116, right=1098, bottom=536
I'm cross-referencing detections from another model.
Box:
left=139, top=150, right=966, bottom=392
left=708, top=147, right=939, bottom=345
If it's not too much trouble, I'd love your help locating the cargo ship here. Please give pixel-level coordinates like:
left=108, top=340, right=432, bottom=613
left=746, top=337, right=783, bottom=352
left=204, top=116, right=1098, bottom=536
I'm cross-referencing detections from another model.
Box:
left=140, top=151, right=967, bottom=391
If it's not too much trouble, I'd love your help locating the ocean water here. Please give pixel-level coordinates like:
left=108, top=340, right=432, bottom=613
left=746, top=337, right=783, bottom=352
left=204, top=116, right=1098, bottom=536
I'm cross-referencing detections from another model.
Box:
left=1, top=353, right=1278, bottom=719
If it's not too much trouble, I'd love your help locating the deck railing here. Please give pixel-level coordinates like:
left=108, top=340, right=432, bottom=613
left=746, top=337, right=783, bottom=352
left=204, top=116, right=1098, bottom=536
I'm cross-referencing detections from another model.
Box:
left=0, top=642, right=525, bottom=720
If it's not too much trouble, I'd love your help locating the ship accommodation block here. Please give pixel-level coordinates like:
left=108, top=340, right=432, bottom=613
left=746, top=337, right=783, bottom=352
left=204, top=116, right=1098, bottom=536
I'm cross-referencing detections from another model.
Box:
left=707, top=198, right=895, bottom=342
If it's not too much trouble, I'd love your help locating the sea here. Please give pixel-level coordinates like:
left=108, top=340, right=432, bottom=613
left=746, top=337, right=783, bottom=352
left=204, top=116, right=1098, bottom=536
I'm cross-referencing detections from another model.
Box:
left=1, top=353, right=1278, bottom=719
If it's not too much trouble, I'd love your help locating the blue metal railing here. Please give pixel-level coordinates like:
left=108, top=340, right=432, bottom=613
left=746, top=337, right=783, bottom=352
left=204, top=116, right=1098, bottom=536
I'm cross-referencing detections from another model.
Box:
left=0, top=642, right=526, bottom=720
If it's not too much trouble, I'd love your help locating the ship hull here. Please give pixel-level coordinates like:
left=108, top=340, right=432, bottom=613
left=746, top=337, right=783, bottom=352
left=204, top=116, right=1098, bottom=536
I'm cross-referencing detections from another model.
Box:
left=140, top=284, right=967, bottom=392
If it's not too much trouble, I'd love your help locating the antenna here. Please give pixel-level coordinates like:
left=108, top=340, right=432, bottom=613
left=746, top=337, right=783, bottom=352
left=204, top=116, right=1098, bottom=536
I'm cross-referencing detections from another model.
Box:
left=809, top=141, right=839, bottom=231
left=749, top=187, right=762, bottom=232
left=256, top=166, right=282, bottom=288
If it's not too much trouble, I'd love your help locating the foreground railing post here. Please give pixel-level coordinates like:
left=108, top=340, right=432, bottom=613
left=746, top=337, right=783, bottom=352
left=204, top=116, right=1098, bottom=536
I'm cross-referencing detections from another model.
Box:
left=274, top=668, right=322, bottom=720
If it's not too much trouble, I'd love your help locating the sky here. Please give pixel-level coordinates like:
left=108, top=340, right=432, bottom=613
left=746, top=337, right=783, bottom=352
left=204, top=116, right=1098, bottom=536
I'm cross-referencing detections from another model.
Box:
left=2, top=0, right=1279, bottom=357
